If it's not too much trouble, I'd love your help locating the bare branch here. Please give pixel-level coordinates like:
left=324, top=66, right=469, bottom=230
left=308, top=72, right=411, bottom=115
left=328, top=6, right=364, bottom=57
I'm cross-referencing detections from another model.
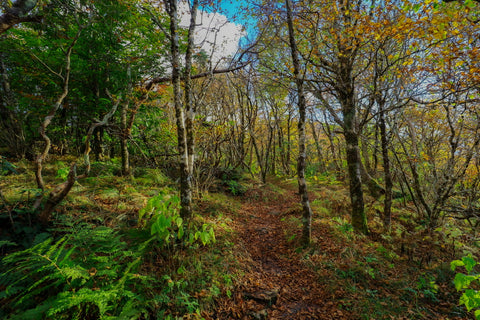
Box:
left=145, top=62, right=250, bottom=89
left=77, top=89, right=121, bottom=179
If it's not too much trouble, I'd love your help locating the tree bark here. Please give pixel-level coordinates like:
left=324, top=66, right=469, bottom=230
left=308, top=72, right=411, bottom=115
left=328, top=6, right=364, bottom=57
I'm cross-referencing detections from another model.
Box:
left=164, top=0, right=192, bottom=220
left=120, top=99, right=130, bottom=175
left=320, top=111, right=341, bottom=174
left=344, top=128, right=368, bottom=234
left=120, top=65, right=132, bottom=176
left=37, top=90, right=119, bottom=224
left=78, top=91, right=120, bottom=179
left=361, top=134, right=374, bottom=176
left=339, top=61, right=369, bottom=234
left=184, top=0, right=198, bottom=180
left=378, top=99, right=392, bottom=230
left=286, top=0, right=313, bottom=245
left=333, top=2, right=369, bottom=234
left=310, top=117, right=326, bottom=173
left=33, top=30, right=83, bottom=223
left=38, top=164, right=76, bottom=224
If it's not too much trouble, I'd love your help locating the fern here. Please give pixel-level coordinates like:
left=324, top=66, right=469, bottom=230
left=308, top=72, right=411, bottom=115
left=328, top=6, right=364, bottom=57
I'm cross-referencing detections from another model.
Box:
left=1, top=236, right=87, bottom=309
left=0, top=225, right=154, bottom=320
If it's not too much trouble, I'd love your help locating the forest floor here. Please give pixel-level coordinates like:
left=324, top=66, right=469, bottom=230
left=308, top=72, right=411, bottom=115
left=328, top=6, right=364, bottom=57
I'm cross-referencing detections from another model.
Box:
left=0, top=160, right=473, bottom=319
left=212, top=181, right=348, bottom=319
left=202, top=178, right=471, bottom=320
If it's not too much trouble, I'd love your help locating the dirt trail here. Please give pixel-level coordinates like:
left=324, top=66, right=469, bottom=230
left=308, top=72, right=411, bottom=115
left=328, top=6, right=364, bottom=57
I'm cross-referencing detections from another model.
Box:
left=214, top=185, right=349, bottom=319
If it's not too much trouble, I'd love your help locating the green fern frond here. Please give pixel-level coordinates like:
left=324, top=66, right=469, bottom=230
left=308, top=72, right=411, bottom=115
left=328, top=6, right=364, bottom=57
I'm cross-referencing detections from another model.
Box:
left=0, top=240, right=17, bottom=247
left=8, top=298, right=55, bottom=320
left=47, top=287, right=120, bottom=318
left=1, top=224, right=153, bottom=320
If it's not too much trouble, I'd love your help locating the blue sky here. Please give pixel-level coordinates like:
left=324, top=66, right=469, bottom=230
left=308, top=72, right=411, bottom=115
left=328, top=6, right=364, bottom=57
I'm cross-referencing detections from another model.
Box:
left=179, top=0, right=254, bottom=62
left=211, top=0, right=257, bottom=40
left=224, top=1, right=256, bottom=34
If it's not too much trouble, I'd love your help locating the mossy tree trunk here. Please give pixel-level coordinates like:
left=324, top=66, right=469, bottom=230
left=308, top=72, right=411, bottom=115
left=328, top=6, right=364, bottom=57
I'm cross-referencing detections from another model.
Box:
left=163, top=0, right=198, bottom=220
left=335, top=4, right=369, bottom=235
left=377, top=97, right=393, bottom=230
left=286, top=0, right=313, bottom=245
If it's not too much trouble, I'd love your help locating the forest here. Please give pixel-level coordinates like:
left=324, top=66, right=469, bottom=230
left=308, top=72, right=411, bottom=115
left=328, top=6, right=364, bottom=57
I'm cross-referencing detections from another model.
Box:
left=1, top=0, right=480, bottom=319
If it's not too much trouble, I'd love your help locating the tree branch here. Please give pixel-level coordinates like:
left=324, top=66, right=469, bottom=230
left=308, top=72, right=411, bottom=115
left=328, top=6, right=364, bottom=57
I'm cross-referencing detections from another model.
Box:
left=145, top=63, right=250, bottom=90
left=0, top=0, right=41, bottom=34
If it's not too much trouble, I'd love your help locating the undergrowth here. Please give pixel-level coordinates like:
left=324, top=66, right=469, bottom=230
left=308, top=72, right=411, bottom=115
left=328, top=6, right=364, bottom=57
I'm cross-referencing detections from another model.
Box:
left=2, top=159, right=477, bottom=319
left=0, top=225, right=151, bottom=320
left=0, top=160, right=237, bottom=320
left=304, top=174, right=474, bottom=319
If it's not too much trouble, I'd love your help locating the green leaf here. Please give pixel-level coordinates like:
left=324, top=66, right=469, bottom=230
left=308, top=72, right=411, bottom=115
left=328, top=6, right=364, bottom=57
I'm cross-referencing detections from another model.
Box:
left=176, top=217, right=183, bottom=228
left=451, top=259, right=465, bottom=271
left=465, top=0, right=476, bottom=9
left=209, top=227, right=216, bottom=243
left=454, top=273, right=480, bottom=291
left=177, top=226, right=184, bottom=239
left=460, top=289, right=480, bottom=311
left=188, top=232, right=195, bottom=244
left=200, top=232, right=207, bottom=246
left=177, top=266, right=186, bottom=275
left=463, top=255, right=478, bottom=274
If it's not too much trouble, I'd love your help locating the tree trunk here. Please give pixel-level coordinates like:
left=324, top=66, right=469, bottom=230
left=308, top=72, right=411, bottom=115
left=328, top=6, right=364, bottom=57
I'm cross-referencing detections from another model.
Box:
left=78, top=92, right=120, bottom=179
left=251, top=136, right=267, bottom=184
left=344, top=128, right=368, bottom=234
left=286, top=0, right=313, bottom=246
left=33, top=30, right=81, bottom=222
left=269, top=122, right=276, bottom=175
left=361, top=134, right=374, bottom=176
left=120, top=65, right=132, bottom=176
left=170, top=0, right=190, bottom=220
left=184, top=0, right=198, bottom=175
left=120, top=99, right=130, bottom=176
left=38, top=164, right=76, bottom=224
left=93, top=127, right=102, bottom=161
left=360, top=159, right=385, bottom=199
left=320, top=111, right=341, bottom=174
left=286, top=111, right=292, bottom=175
left=335, top=5, right=369, bottom=233
left=310, top=117, right=326, bottom=173
left=35, top=35, right=78, bottom=192
left=339, top=69, right=369, bottom=234
left=164, top=0, right=197, bottom=220
left=238, top=89, right=247, bottom=169
left=378, top=100, right=392, bottom=230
